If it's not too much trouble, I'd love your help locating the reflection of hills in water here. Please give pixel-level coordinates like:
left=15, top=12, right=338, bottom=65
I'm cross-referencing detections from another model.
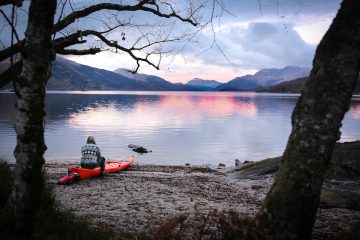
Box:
left=45, top=93, right=160, bottom=122
left=2, top=93, right=360, bottom=128
left=57, top=93, right=299, bottom=123
left=68, top=94, right=264, bottom=133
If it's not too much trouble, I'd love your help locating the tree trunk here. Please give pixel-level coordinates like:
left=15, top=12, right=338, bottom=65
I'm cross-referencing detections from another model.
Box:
left=256, top=1, right=360, bottom=239
left=7, top=0, right=56, bottom=238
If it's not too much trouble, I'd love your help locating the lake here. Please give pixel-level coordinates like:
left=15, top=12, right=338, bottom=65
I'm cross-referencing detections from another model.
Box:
left=1, top=91, right=360, bottom=166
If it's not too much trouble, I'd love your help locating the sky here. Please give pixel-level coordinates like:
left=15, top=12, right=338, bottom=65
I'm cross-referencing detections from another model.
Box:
left=1, top=0, right=342, bottom=83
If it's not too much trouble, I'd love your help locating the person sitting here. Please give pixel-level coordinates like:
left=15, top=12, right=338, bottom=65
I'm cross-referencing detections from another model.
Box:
left=81, top=136, right=106, bottom=176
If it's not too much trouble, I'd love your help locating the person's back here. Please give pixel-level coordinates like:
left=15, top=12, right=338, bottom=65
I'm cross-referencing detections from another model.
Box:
left=80, top=136, right=106, bottom=175
left=81, top=142, right=101, bottom=169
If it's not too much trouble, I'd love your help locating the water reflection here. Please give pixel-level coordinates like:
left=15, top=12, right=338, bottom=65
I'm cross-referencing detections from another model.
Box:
left=0, top=92, right=359, bottom=165
left=159, top=95, right=257, bottom=118
left=350, top=104, right=360, bottom=119
left=68, top=95, right=259, bottom=134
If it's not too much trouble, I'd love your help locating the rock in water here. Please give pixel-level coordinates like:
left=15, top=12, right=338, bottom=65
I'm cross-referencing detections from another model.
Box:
left=235, top=159, right=240, bottom=167
left=128, top=144, right=151, bottom=153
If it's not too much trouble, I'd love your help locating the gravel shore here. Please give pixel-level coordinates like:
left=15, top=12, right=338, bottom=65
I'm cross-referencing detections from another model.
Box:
left=47, top=161, right=360, bottom=239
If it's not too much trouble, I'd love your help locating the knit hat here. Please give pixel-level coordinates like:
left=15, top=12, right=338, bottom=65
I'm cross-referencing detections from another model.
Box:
left=87, top=136, right=96, bottom=144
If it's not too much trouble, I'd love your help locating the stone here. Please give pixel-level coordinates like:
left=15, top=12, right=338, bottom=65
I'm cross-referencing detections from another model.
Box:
left=217, top=163, right=226, bottom=169
left=128, top=144, right=151, bottom=153
left=235, top=159, right=241, bottom=167
left=228, top=140, right=360, bottom=180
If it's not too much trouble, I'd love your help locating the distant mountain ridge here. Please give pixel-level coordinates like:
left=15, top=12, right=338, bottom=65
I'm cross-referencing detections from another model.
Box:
left=186, top=78, right=222, bottom=88
left=113, top=68, right=192, bottom=91
left=50, top=59, right=311, bottom=91
left=186, top=78, right=222, bottom=91
left=1, top=57, right=316, bottom=92
left=48, top=57, right=194, bottom=91
left=50, top=58, right=145, bottom=90
left=216, top=66, right=310, bottom=91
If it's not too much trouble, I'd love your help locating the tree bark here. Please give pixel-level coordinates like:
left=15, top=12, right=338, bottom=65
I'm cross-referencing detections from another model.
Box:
left=256, top=1, right=360, bottom=239
left=0, top=0, right=23, bottom=6
left=6, top=0, right=56, bottom=238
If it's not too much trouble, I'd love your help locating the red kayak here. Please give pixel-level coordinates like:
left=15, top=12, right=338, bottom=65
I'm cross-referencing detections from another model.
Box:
left=57, top=156, right=134, bottom=185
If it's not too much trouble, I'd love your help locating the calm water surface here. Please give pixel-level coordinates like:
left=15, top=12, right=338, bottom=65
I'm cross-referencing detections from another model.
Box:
left=1, top=91, right=360, bottom=166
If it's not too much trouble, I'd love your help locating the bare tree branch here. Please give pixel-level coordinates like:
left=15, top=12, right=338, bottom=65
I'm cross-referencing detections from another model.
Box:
left=0, top=59, right=21, bottom=88
left=53, top=0, right=69, bottom=41
left=63, top=29, right=160, bottom=72
left=257, top=0, right=264, bottom=15
left=53, top=2, right=197, bottom=33
left=57, top=48, right=101, bottom=55
left=0, top=41, right=22, bottom=62
left=0, top=9, right=21, bottom=43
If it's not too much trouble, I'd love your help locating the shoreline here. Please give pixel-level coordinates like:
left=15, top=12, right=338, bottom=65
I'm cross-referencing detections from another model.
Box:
left=47, top=162, right=360, bottom=239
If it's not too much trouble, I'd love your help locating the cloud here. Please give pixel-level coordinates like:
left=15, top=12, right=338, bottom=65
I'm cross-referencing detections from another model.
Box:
left=65, top=20, right=316, bottom=82
left=217, top=0, right=341, bottom=21
left=186, top=21, right=315, bottom=71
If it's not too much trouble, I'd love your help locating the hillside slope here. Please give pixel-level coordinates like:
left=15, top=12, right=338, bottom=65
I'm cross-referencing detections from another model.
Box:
left=258, top=77, right=360, bottom=94
left=216, top=66, right=310, bottom=91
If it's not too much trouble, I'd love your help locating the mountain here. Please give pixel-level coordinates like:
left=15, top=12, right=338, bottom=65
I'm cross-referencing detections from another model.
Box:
left=186, top=78, right=222, bottom=90
left=215, top=75, right=262, bottom=91
left=113, top=68, right=193, bottom=91
left=216, top=66, right=310, bottom=91
left=252, top=66, right=311, bottom=85
left=258, top=77, right=308, bottom=93
left=48, top=57, right=196, bottom=91
left=49, top=57, right=148, bottom=90
left=258, top=76, right=360, bottom=93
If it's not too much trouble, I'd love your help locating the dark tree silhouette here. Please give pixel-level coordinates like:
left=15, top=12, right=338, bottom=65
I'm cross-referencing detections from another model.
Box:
left=4, top=0, right=56, bottom=239
left=256, top=0, right=360, bottom=239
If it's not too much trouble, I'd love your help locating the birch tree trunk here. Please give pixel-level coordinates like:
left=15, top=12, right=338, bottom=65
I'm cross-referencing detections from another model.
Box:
left=256, top=1, right=360, bottom=239
left=7, top=0, right=56, bottom=238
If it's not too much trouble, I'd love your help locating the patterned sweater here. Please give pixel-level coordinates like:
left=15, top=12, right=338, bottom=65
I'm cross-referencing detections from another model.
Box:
left=81, top=143, right=101, bottom=168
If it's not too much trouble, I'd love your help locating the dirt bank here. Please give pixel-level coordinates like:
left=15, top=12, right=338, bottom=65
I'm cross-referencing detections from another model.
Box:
left=47, top=162, right=360, bottom=239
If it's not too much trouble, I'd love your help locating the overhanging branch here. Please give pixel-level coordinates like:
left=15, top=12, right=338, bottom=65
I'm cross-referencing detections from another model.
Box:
left=53, top=2, right=197, bottom=33
left=0, top=9, right=21, bottom=43
left=57, top=48, right=101, bottom=55
left=0, top=41, right=22, bottom=62
left=0, top=60, right=21, bottom=89
left=54, top=29, right=162, bottom=72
